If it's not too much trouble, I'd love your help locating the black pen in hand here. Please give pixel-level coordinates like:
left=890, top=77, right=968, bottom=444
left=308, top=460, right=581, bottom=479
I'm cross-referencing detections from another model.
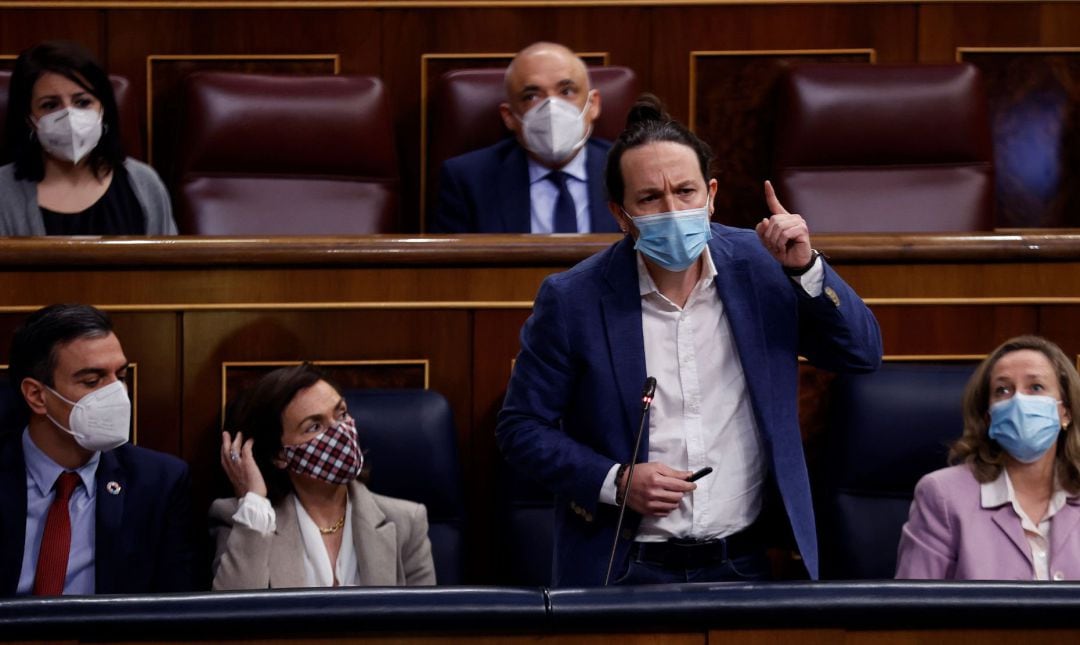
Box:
left=687, top=466, right=713, bottom=483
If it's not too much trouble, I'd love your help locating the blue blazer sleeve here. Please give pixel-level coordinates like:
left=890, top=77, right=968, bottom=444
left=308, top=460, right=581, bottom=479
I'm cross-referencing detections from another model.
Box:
left=496, top=276, right=618, bottom=513
left=796, top=261, right=883, bottom=374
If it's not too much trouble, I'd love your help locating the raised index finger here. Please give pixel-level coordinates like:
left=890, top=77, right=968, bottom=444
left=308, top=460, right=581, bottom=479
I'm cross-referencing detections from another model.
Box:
left=764, top=180, right=788, bottom=216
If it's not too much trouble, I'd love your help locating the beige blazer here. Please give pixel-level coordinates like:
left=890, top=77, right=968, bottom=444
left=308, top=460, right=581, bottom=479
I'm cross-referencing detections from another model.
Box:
left=209, top=481, right=436, bottom=589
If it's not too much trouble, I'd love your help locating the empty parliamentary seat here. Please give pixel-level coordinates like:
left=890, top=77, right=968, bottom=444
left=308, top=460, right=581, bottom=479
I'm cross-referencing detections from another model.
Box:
left=772, top=63, right=993, bottom=233
left=425, top=66, right=639, bottom=228
left=177, top=72, right=399, bottom=235
left=818, top=362, right=976, bottom=579
left=343, top=388, right=465, bottom=585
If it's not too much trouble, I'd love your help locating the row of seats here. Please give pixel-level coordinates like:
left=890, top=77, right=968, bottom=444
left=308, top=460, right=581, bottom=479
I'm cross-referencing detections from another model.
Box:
left=0, top=363, right=973, bottom=584
left=1, top=63, right=994, bottom=234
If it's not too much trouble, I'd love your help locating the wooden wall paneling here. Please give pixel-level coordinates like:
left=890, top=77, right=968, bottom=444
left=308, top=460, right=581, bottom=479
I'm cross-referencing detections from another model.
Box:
left=871, top=304, right=1038, bottom=356
left=1033, top=304, right=1080, bottom=360
left=104, top=9, right=381, bottom=220
left=180, top=309, right=472, bottom=575
left=918, top=3, right=1080, bottom=59
left=379, top=7, right=652, bottom=232
left=471, top=308, right=530, bottom=583
left=649, top=4, right=916, bottom=229
left=960, top=49, right=1080, bottom=228
left=690, top=50, right=873, bottom=229
left=0, top=10, right=104, bottom=61
left=831, top=262, right=1080, bottom=299
left=108, top=312, right=181, bottom=456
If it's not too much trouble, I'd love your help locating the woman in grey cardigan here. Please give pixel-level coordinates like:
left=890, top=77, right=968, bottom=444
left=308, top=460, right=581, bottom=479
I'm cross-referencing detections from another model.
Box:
left=1, top=41, right=175, bottom=236
left=211, top=363, right=436, bottom=589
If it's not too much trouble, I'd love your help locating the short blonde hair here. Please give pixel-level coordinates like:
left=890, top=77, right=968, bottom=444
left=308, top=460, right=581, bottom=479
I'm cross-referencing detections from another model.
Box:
left=950, top=335, right=1080, bottom=493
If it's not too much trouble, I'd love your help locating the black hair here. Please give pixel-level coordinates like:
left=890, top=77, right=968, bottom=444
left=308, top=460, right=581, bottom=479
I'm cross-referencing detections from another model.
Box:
left=5, top=41, right=125, bottom=181
left=605, top=93, right=714, bottom=207
left=226, top=363, right=352, bottom=503
left=9, top=304, right=114, bottom=405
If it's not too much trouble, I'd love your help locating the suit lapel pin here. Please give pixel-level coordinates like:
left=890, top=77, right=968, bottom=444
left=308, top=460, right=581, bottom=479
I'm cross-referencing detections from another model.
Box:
left=106, top=481, right=122, bottom=495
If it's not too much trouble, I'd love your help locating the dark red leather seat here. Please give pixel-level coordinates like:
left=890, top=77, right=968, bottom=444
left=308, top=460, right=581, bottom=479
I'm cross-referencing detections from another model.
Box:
left=425, top=66, right=638, bottom=228
left=178, top=72, right=398, bottom=235
left=0, top=71, right=144, bottom=163
left=772, top=64, right=993, bottom=233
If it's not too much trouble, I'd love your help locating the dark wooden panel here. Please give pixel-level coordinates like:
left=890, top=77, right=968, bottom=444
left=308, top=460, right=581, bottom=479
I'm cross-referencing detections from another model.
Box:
left=962, top=50, right=1080, bottom=228
left=872, top=304, right=1037, bottom=355
left=471, top=308, right=530, bottom=582
left=0, top=10, right=104, bottom=60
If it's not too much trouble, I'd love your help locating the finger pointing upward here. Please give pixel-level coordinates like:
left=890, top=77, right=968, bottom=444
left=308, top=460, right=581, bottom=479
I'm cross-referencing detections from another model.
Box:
left=764, top=180, right=788, bottom=216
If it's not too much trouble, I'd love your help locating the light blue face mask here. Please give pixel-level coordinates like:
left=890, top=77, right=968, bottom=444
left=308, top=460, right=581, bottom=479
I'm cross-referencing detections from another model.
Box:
left=628, top=203, right=712, bottom=272
left=988, top=392, right=1064, bottom=463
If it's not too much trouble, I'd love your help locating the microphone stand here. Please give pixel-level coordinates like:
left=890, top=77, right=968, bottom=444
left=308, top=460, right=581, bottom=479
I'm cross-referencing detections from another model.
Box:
left=603, top=376, right=656, bottom=586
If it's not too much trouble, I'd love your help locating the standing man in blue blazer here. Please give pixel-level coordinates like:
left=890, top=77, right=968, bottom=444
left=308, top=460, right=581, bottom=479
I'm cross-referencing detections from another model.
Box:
left=497, top=97, right=883, bottom=586
left=432, top=42, right=621, bottom=234
left=0, top=304, right=195, bottom=596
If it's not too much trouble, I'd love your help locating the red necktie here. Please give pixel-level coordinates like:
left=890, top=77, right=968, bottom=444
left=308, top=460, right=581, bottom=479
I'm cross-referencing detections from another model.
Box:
left=32, top=472, right=81, bottom=596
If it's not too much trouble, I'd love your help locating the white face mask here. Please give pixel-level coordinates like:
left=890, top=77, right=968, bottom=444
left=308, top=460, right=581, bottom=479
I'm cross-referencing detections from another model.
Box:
left=34, top=107, right=103, bottom=164
left=518, top=93, right=592, bottom=166
left=45, top=380, right=131, bottom=453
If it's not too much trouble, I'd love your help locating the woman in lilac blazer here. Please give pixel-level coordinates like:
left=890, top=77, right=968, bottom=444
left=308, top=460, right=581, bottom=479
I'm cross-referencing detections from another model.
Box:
left=896, top=335, right=1080, bottom=581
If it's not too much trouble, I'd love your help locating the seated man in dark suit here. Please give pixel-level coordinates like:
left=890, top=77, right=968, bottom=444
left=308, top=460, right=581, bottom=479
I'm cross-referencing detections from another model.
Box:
left=0, top=304, right=195, bottom=596
left=433, top=41, right=621, bottom=234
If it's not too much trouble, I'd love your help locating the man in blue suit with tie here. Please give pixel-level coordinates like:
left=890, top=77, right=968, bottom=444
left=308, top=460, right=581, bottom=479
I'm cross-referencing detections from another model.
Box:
left=497, top=97, right=883, bottom=586
left=432, top=42, right=621, bottom=234
left=0, top=304, right=195, bottom=596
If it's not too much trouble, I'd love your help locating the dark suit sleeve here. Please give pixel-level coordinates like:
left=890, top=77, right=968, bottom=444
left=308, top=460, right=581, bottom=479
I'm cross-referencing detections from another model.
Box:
left=431, top=160, right=473, bottom=233
left=496, top=278, right=617, bottom=513
left=795, top=260, right=883, bottom=373
left=153, top=461, right=197, bottom=592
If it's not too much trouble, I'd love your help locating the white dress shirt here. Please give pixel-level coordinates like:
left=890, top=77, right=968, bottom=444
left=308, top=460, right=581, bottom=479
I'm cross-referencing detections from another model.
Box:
left=981, top=469, right=1069, bottom=581
left=599, top=248, right=824, bottom=543
left=527, top=147, right=591, bottom=233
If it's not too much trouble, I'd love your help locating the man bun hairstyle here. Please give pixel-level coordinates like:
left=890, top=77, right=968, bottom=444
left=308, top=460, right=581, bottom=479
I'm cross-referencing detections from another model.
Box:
left=605, top=93, right=715, bottom=207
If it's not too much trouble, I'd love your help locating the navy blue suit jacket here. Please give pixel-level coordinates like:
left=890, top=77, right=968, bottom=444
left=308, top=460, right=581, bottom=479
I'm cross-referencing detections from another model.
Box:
left=0, top=430, right=196, bottom=595
left=432, top=137, right=620, bottom=234
left=496, top=225, right=883, bottom=586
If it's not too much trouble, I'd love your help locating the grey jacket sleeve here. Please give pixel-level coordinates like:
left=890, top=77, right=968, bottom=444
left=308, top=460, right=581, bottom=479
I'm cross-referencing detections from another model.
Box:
left=208, top=497, right=274, bottom=590
left=124, top=158, right=177, bottom=235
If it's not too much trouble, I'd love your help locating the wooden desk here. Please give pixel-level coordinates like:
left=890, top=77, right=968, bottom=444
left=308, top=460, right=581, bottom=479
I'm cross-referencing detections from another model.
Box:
left=2, top=232, right=1078, bottom=583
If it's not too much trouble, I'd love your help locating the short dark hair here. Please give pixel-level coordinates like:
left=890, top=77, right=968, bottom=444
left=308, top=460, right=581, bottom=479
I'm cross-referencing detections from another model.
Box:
left=9, top=304, right=114, bottom=403
left=226, top=363, right=350, bottom=503
left=605, top=93, right=714, bottom=208
left=5, top=41, right=125, bottom=182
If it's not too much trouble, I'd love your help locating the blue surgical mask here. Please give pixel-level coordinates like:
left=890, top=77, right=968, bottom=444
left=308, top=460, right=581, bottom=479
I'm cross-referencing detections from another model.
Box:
left=988, top=392, right=1064, bottom=463
left=628, top=203, right=712, bottom=272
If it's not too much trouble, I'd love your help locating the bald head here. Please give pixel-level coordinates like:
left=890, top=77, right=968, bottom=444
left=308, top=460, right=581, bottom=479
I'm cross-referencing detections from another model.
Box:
left=498, top=41, right=602, bottom=168
left=504, top=42, right=589, bottom=100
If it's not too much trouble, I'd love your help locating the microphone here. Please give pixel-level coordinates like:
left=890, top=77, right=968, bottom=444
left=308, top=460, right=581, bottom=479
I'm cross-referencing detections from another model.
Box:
left=603, top=376, right=656, bottom=586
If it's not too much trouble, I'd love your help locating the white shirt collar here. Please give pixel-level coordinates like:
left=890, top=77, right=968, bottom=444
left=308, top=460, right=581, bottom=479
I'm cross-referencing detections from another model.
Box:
left=636, top=247, right=717, bottom=298
left=527, top=144, right=588, bottom=185
left=980, top=467, right=1070, bottom=525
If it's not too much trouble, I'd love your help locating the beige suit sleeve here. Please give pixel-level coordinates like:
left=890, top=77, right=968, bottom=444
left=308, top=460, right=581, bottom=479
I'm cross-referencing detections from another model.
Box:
left=402, top=502, right=437, bottom=586
left=209, top=497, right=275, bottom=590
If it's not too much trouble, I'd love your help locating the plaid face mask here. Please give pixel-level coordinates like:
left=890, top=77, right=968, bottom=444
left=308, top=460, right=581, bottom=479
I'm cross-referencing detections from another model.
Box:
left=279, top=415, right=364, bottom=485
